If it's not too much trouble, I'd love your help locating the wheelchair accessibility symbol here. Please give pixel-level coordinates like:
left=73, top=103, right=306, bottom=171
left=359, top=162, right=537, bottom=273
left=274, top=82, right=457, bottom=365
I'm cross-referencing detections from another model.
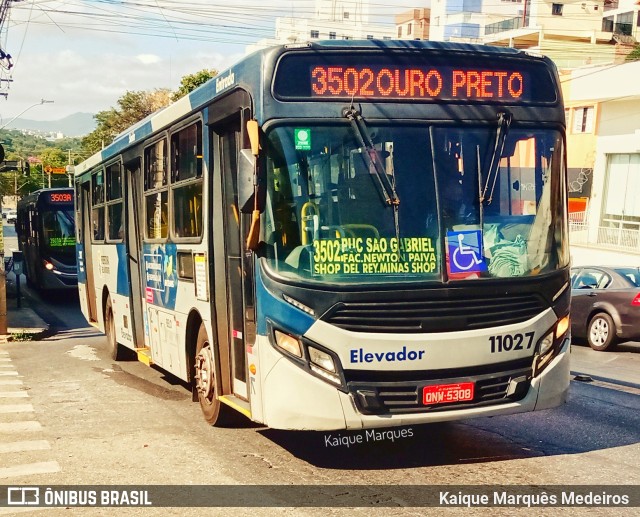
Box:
left=447, top=230, right=487, bottom=274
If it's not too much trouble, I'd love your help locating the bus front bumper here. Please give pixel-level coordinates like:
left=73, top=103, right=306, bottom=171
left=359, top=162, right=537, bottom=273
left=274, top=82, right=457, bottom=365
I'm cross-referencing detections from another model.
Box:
left=259, top=337, right=570, bottom=431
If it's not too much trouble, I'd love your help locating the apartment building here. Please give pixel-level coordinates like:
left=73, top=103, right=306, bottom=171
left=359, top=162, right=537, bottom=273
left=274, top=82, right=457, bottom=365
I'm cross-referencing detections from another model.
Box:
left=395, top=8, right=431, bottom=40
left=429, top=0, right=619, bottom=67
left=247, top=0, right=394, bottom=54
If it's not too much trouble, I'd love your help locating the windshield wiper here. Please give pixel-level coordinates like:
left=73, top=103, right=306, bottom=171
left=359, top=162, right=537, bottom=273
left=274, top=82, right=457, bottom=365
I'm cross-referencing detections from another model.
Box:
left=481, top=111, right=512, bottom=205
left=342, top=107, right=400, bottom=207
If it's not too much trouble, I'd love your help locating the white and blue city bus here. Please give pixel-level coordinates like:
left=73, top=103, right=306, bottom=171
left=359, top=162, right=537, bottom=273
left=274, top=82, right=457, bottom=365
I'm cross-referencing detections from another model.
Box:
left=16, top=188, right=78, bottom=291
left=74, top=41, right=571, bottom=430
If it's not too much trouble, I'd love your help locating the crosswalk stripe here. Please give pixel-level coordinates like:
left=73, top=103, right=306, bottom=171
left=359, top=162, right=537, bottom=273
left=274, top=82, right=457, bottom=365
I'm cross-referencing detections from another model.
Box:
left=0, top=404, right=34, bottom=414
left=0, top=440, right=50, bottom=454
left=0, top=421, right=42, bottom=432
left=0, top=391, right=29, bottom=398
left=0, top=379, right=22, bottom=386
left=0, top=371, right=19, bottom=376
left=0, top=461, right=61, bottom=479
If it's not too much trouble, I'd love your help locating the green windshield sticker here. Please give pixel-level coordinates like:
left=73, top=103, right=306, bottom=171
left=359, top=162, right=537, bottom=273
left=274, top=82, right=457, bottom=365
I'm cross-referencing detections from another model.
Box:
left=294, top=128, right=311, bottom=150
left=312, top=237, right=437, bottom=275
left=49, top=236, right=75, bottom=247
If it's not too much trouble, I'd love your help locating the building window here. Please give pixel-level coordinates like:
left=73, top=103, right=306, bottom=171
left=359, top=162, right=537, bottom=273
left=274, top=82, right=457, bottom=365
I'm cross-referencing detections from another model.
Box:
left=366, top=34, right=374, bottom=39
left=407, top=23, right=412, bottom=35
left=573, top=107, right=594, bottom=134
left=310, top=30, right=319, bottom=38
left=552, top=4, right=563, bottom=15
left=343, top=12, right=349, bottom=19
left=615, top=12, right=633, bottom=36
left=602, top=154, right=640, bottom=228
left=398, top=26, right=402, bottom=37
left=329, top=31, right=336, bottom=39
left=602, top=16, right=614, bottom=32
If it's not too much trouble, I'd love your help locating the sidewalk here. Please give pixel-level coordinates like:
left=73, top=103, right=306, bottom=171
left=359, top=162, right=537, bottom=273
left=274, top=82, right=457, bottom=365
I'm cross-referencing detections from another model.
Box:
left=3, top=271, right=49, bottom=339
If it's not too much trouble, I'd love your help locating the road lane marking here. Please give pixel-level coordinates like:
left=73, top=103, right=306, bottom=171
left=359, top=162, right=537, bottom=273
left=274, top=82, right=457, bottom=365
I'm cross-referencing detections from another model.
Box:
left=0, top=404, right=34, bottom=414
left=0, top=440, right=50, bottom=454
left=0, top=461, right=61, bottom=479
left=0, top=391, right=29, bottom=398
left=0, top=371, right=19, bottom=376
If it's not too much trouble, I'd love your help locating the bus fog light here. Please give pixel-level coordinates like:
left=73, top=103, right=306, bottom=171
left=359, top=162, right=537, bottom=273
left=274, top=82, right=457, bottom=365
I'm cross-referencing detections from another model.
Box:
left=308, top=346, right=336, bottom=373
left=274, top=330, right=302, bottom=358
left=538, top=331, right=554, bottom=356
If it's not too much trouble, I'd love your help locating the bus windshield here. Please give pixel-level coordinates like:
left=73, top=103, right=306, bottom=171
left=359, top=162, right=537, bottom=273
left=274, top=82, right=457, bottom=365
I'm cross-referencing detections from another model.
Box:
left=263, top=123, right=567, bottom=284
left=41, top=208, right=76, bottom=260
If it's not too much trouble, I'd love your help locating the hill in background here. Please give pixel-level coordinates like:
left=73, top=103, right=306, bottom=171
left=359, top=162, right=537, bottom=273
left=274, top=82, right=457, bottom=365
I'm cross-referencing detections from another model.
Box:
left=3, top=112, right=96, bottom=137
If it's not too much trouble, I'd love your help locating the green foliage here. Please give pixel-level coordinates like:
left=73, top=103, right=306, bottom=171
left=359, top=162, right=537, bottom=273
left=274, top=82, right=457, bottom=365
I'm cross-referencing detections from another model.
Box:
left=81, top=68, right=219, bottom=157
left=81, top=89, right=171, bottom=157
left=0, top=129, right=83, bottom=197
left=171, top=68, right=218, bottom=101
left=626, top=44, right=640, bottom=62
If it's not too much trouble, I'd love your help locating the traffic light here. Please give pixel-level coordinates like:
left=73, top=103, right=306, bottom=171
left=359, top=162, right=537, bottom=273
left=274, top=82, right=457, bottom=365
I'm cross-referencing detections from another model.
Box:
left=22, top=161, right=30, bottom=176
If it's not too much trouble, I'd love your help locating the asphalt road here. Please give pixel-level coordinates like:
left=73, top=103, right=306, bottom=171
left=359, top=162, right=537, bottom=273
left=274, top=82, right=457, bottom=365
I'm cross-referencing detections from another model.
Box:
left=2, top=324, right=639, bottom=516
left=1, top=222, right=639, bottom=515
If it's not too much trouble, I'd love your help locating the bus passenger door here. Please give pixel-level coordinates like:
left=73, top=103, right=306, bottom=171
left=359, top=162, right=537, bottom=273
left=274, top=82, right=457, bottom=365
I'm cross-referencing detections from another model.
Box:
left=213, top=111, right=255, bottom=401
left=124, top=159, right=145, bottom=347
left=81, top=183, right=98, bottom=322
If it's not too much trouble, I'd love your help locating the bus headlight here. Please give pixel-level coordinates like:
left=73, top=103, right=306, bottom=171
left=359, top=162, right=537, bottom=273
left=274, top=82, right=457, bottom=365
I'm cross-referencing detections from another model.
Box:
left=269, top=323, right=345, bottom=389
left=274, top=330, right=302, bottom=358
left=534, top=315, right=570, bottom=376
left=43, top=260, right=55, bottom=271
left=308, top=346, right=336, bottom=373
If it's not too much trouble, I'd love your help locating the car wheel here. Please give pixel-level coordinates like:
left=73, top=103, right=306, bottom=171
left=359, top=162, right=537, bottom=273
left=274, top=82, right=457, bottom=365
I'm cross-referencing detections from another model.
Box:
left=587, top=312, right=617, bottom=351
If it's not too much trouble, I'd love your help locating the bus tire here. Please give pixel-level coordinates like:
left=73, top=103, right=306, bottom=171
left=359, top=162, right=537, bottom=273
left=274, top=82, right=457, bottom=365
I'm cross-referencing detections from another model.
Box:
left=105, top=298, right=128, bottom=360
left=194, top=323, right=236, bottom=426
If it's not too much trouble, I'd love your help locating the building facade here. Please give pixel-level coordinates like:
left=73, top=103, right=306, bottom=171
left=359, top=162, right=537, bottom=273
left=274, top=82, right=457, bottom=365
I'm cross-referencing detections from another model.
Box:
left=563, top=60, right=640, bottom=265
left=247, top=0, right=394, bottom=54
left=429, top=0, right=620, bottom=67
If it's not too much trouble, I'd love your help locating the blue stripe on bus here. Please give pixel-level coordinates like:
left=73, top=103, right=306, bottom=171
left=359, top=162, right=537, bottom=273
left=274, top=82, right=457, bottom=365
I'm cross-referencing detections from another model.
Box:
left=256, top=268, right=314, bottom=337
left=116, top=243, right=130, bottom=297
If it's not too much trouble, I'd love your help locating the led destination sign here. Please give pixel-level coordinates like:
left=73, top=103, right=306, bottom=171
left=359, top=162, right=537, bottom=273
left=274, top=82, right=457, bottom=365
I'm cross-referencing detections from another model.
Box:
left=311, top=66, right=525, bottom=101
left=273, top=53, right=558, bottom=104
left=48, top=192, right=73, bottom=203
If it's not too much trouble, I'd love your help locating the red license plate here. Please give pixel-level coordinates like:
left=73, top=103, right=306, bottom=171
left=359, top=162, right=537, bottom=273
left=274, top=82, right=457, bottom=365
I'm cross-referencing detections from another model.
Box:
left=423, top=382, right=474, bottom=406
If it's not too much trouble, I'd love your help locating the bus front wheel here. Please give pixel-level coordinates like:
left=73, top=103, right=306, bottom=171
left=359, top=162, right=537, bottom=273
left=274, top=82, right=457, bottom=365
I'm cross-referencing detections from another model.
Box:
left=194, top=323, right=222, bottom=424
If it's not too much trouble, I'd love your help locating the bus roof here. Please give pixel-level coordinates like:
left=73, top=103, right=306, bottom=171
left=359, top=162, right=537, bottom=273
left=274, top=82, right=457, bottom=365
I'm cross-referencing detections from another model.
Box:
left=73, top=40, right=551, bottom=178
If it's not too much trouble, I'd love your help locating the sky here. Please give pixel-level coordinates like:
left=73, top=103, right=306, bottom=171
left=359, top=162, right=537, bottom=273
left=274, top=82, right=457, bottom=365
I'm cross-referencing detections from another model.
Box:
left=0, top=0, right=417, bottom=124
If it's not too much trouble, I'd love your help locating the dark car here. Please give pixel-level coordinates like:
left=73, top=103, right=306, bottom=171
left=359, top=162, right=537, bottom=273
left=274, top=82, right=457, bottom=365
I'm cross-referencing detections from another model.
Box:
left=570, top=266, right=640, bottom=351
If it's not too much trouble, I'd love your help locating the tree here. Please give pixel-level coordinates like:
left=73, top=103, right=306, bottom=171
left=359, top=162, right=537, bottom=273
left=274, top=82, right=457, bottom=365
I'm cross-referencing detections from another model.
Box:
left=626, top=44, right=640, bottom=62
left=171, top=68, right=218, bottom=101
left=81, top=88, right=171, bottom=157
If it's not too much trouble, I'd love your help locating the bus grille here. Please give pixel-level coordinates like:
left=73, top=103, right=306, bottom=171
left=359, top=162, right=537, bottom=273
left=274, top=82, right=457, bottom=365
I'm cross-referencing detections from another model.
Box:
left=347, top=365, right=532, bottom=415
left=321, top=294, right=546, bottom=333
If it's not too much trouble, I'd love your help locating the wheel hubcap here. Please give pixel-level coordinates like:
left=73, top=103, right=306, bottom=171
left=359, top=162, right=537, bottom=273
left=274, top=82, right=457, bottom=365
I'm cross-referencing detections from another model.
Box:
left=590, top=319, right=609, bottom=346
left=195, top=343, right=215, bottom=401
